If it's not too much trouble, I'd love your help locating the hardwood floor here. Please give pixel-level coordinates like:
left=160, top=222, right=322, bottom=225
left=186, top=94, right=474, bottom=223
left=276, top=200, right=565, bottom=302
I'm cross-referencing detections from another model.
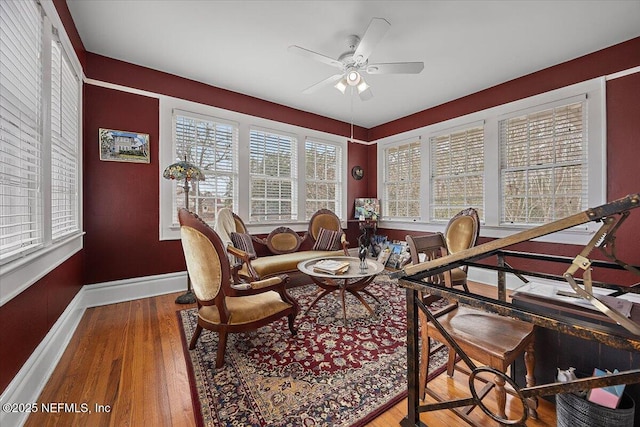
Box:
left=26, top=284, right=556, bottom=426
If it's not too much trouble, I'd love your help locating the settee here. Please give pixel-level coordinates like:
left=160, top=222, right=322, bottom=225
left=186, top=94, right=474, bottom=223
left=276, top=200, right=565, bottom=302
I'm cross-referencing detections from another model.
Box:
left=215, top=208, right=349, bottom=287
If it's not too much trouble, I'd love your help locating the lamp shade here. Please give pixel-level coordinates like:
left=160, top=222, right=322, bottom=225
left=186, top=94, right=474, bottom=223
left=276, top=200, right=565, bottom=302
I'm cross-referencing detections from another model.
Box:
left=162, top=159, right=205, bottom=182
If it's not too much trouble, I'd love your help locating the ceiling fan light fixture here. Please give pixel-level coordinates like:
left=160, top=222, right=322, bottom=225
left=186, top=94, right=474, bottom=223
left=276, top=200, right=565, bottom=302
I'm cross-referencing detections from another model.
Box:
left=356, top=79, right=369, bottom=94
left=334, top=78, right=348, bottom=94
left=346, top=68, right=361, bottom=86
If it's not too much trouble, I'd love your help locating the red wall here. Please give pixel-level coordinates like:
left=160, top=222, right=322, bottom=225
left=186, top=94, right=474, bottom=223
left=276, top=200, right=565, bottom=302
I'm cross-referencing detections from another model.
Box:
left=0, top=253, right=83, bottom=392
left=85, top=53, right=368, bottom=142
left=83, top=85, right=189, bottom=284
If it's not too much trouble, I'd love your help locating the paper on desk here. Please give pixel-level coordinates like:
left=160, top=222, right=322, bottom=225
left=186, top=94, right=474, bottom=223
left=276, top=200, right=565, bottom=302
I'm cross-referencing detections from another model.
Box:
left=512, top=282, right=620, bottom=312
left=615, top=292, right=640, bottom=304
left=598, top=295, right=633, bottom=318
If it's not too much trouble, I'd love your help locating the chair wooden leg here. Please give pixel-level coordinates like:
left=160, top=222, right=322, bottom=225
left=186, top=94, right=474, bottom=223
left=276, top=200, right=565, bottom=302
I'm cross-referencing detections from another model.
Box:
left=215, top=331, right=228, bottom=369
left=189, top=324, right=203, bottom=350
left=419, top=311, right=429, bottom=400
left=287, top=313, right=297, bottom=336
left=446, top=346, right=456, bottom=377
left=493, top=372, right=507, bottom=419
left=524, top=340, right=538, bottom=419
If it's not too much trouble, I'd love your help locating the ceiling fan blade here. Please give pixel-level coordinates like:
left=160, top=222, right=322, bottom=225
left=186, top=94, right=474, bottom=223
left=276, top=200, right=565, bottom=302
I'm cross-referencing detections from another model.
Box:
left=288, top=45, right=343, bottom=69
left=302, top=74, right=344, bottom=94
left=359, top=86, right=373, bottom=101
left=352, top=18, right=390, bottom=66
left=366, top=62, right=425, bottom=74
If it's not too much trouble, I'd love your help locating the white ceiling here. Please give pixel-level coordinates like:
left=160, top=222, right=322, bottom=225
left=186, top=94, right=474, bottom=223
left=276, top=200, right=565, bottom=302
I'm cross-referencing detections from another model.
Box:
left=66, top=0, right=640, bottom=129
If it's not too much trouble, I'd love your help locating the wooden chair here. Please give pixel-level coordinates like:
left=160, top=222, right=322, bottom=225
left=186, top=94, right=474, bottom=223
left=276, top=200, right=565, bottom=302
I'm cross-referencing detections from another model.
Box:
left=178, top=208, right=299, bottom=368
left=406, top=210, right=537, bottom=424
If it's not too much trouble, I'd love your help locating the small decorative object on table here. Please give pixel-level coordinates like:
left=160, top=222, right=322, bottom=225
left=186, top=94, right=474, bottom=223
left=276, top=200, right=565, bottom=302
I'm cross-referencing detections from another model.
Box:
left=359, top=245, right=368, bottom=272
left=358, top=232, right=369, bottom=272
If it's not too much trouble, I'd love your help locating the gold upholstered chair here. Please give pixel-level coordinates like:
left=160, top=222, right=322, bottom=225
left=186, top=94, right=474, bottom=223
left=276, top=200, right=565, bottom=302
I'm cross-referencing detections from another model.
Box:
left=304, top=208, right=349, bottom=253
left=442, top=207, right=480, bottom=292
left=178, top=208, right=299, bottom=368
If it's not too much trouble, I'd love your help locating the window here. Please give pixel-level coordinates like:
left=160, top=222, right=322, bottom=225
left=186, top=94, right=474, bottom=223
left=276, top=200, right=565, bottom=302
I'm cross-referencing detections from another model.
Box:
left=383, top=140, right=421, bottom=218
left=305, top=139, right=342, bottom=219
left=172, top=110, right=238, bottom=225
left=249, top=128, right=297, bottom=222
left=430, top=125, right=484, bottom=221
left=51, top=38, right=80, bottom=240
left=160, top=99, right=348, bottom=238
left=0, top=0, right=44, bottom=262
left=500, top=101, right=585, bottom=225
left=0, top=0, right=82, bottom=303
left=375, top=78, right=603, bottom=244
left=1, top=0, right=81, bottom=264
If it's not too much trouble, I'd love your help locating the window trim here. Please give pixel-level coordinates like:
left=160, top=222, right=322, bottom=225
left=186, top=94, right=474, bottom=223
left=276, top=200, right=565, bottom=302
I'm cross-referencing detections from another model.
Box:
left=159, top=97, right=349, bottom=240
left=376, top=77, right=605, bottom=245
left=0, top=0, right=84, bottom=306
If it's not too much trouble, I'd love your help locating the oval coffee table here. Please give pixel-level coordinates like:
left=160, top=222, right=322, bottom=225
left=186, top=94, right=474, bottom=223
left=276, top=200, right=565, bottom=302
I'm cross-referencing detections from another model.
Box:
left=297, top=256, right=385, bottom=325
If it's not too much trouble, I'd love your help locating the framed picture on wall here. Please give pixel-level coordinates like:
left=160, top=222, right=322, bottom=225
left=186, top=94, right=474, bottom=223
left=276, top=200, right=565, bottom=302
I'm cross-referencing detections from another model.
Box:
left=354, top=198, right=380, bottom=220
left=99, top=128, right=150, bottom=163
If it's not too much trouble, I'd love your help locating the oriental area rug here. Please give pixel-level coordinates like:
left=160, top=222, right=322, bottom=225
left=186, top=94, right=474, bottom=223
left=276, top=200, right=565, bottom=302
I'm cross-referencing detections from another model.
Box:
left=178, top=273, right=449, bottom=427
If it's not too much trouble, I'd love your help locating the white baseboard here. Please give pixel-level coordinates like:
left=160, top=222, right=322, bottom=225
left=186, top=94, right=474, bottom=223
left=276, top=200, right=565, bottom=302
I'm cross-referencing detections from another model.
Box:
left=0, top=271, right=188, bottom=427
left=81, top=271, right=188, bottom=307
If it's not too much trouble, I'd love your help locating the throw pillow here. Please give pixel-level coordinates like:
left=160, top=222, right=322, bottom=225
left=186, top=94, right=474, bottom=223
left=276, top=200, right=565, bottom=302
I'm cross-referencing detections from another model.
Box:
left=312, top=227, right=342, bottom=251
left=230, top=232, right=257, bottom=260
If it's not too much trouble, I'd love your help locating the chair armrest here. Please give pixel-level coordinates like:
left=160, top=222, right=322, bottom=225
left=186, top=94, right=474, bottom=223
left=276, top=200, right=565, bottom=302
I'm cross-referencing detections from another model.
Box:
left=226, top=245, right=260, bottom=281
left=249, top=275, right=286, bottom=290
left=228, top=275, right=291, bottom=298
left=226, top=244, right=249, bottom=260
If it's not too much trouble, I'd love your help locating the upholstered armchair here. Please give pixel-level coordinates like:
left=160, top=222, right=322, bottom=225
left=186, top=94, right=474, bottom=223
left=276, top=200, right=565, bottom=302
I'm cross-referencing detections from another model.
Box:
left=178, top=208, right=299, bottom=368
left=304, top=208, right=349, bottom=253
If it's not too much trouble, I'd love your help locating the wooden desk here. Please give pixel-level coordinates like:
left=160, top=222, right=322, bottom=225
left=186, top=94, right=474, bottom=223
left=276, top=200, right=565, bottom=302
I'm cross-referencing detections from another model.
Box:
left=511, top=290, right=640, bottom=422
left=397, top=255, right=640, bottom=427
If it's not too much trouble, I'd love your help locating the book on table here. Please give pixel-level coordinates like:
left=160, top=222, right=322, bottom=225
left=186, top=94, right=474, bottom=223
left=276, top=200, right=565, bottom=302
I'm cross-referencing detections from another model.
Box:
left=313, top=259, right=350, bottom=274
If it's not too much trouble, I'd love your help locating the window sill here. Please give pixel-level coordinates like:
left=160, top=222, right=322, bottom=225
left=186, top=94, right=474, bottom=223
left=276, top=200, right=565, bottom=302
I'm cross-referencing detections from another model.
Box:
left=0, top=233, right=84, bottom=306
left=377, top=220, right=594, bottom=246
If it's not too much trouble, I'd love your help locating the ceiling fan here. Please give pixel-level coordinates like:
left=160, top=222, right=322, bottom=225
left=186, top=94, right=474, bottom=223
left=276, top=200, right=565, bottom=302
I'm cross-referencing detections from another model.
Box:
left=288, top=18, right=424, bottom=101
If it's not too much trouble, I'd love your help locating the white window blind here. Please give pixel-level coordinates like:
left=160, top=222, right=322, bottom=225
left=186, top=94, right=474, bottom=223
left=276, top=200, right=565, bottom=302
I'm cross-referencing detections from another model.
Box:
left=249, top=128, right=297, bottom=221
left=384, top=140, right=420, bottom=218
left=0, top=0, right=43, bottom=261
left=51, top=38, right=80, bottom=240
left=500, top=101, right=586, bottom=225
left=173, top=111, right=238, bottom=225
left=304, top=139, right=341, bottom=219
left=430, top=125, right=484, bottom=221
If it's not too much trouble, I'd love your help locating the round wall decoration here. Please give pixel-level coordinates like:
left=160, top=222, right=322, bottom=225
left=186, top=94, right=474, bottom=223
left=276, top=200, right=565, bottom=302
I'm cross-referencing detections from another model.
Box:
left=351, top=165, right=364, bottom=180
